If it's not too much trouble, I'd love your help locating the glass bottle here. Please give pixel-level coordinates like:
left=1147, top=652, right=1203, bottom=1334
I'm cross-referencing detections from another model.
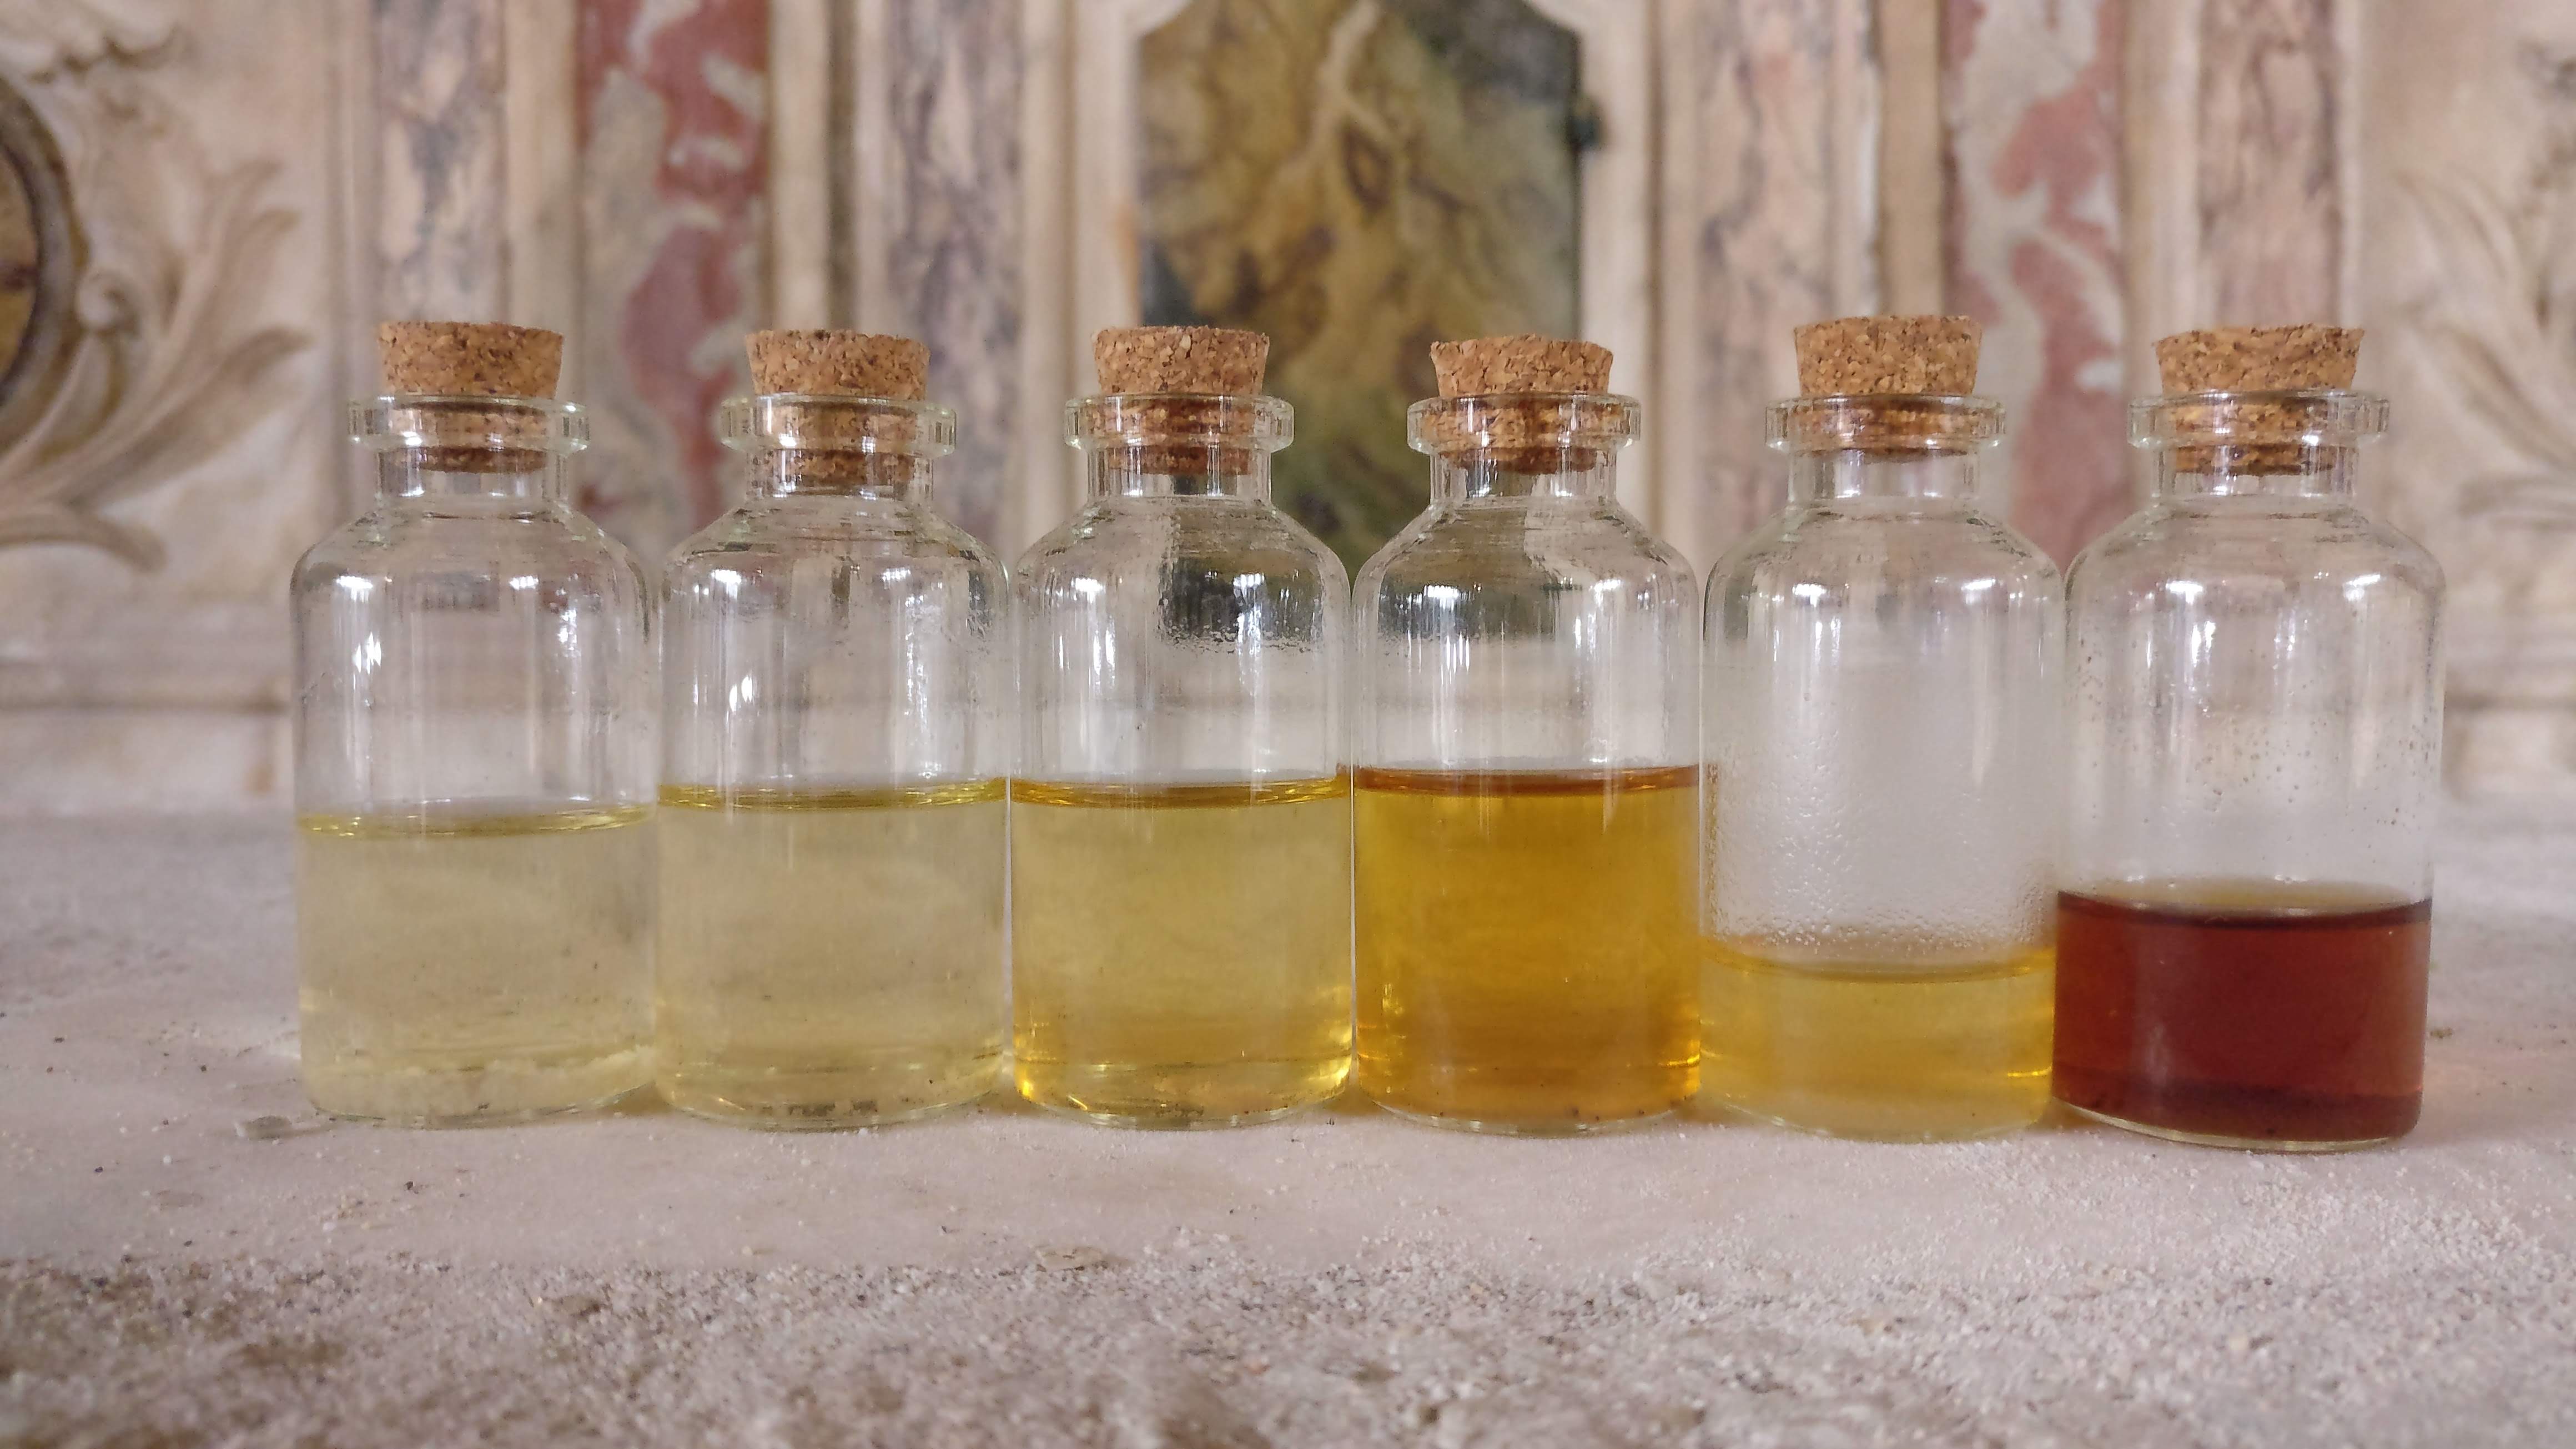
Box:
left=1699, top=317, right=2061, bottom=1141
left=1352, top=336, right=1699, bottom=1135
left=657, top=331, right=1007, bottom=1128
left=1012, top=326, right=1351, bottom=1128
left=291, top=322, right=654, bottom=1125
left=2056, top=326, right=2442, bottom=1151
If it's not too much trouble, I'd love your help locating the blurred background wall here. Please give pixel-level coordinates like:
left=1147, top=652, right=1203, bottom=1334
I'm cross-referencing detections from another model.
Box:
left=0, top=0, right=2569, bottom=811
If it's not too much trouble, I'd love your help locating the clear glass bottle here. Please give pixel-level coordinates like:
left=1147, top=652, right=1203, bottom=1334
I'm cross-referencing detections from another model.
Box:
left=1012, top=327, right=1351, bottom=1129
left=1700, top=326, right=2062, bottom=1141
left=657, top=333, right=1007, bottom=1128
left=1352, top=338, right=1699, bottom=1135
left=2056, top=328, right=2442, bottom=1150
left=291, top=323, right=655, bottom=1126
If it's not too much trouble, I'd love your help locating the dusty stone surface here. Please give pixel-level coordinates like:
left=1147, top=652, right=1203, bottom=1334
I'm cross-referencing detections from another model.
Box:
left=2, top=812, right=2573, bottom=1447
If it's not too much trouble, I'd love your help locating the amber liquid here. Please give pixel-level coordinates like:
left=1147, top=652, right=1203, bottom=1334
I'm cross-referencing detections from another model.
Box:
left=1010, top=775, right=1354, bottom=1128
left=1354, top=766, right=1699, bottom=1134
left=1700, top=938, right=2054, bottom=1140
left=2054, top=881, right=2431, bottom=1149
left=656, top=782, right=1006, bottom=1128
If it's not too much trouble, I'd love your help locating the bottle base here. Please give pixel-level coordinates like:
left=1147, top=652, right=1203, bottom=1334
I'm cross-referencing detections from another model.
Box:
left=1701, top=1091, right=2044, bottom=1143
left=2062, top=1102, right=2405, bottom=1154
left=658, top=1070, right=995, bottom=1131
left=1014, top=1059, right=1349, bottom=1130
left=1023, top=1097, right=1331, bottom=1131
left=305, top=1048, right=652, bottom=1128
left=311, top=1079, right=651, bottom=1129
left=1369, top=1098, right=1677, bottom=1138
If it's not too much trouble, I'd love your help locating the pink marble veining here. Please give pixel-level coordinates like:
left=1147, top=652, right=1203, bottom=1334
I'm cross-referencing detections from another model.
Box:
left=577, top=0, right=768, bottom=552
left=1943, top=0, right=2133, bottom=564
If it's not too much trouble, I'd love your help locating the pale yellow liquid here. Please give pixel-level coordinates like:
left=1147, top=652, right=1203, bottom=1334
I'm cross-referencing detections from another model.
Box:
left=1699, top=937, right=2055, bottom=1140
left=1354, top=767, right=1700, bottom=1134
left=1010, top=776, right=1354, bottom=1128
left=655, top=782, right=1006, bottom=1128
left=297, top=805, right=653, bottom=1125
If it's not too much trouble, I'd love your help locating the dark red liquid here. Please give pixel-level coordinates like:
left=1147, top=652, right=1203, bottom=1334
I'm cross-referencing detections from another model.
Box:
left=2054, top=883, right=2430, bottom=1146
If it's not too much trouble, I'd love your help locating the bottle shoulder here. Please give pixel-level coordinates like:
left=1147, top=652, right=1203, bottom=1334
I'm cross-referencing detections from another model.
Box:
left=2070, top=500, right=2443, bottom=601
left=1708, top=504, right=2062, bottom=598
left=1016, top=495, right=1346, bottom=593
left=670, top=500, right=1004, bottom=577
left=1355, top=501, right=1694, bottom=602
left=295, top=505, right=645, bottom=592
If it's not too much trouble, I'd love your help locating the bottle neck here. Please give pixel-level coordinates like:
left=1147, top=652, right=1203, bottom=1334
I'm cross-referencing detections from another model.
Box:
left=378, top=451, right=567, bottom=514
left=1085, top=444, right=1271, bottom=501
left=2154, top=443, right=2358, bottom=500
left=1788, top=449, right=1980, bottom=506
left=1431, top=449, right=1618, bottom=504
left=746, top=449, right=933, bottom=504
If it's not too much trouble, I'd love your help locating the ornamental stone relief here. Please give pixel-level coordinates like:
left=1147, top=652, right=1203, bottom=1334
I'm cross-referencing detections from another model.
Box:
left=0, top=3, right=310, bottom=568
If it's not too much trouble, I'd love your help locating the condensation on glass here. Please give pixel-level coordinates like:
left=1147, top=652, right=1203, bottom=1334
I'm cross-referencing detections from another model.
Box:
left=293, top=374, right=655, bottom=1125
left=1701, top=384, right=2062, bottom=1141
left=2057, top=370, right=2442, bottom=1151
left=1012, top=343, right=1353, bottom=1129
left=658, top=373, right=1008, bottom=1129
left=1353, top=362, right=1700, bottom=1136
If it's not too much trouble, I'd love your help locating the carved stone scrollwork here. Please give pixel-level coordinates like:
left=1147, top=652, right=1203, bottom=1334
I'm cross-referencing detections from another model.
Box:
left=2407, top=44, right=2576, bottom=542
left=0, top=3, right=310, bottom=567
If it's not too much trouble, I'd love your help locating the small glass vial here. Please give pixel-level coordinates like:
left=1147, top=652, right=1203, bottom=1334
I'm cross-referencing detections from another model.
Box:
left=657, top=331, right=1007, bottom=1128
left=2056, top=325, right=2442, bottom=1151
left=292, top=322, right=655, bottom=1125
left=1353, top=335, right=1699, bottom=1134
left=1013, top=326, right=1352, bottom=1128
left=1700, top=316, right=2062, bottom=1141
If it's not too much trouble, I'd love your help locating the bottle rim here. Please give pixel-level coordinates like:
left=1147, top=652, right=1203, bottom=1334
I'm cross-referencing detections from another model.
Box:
left=721, top=394, right=959, bottom=458
left=1406, top=391, right=1640, bottom=456
left=1065, top=393, right=1292, bottom=452
left=350, top=395, right=589, bottom=455
left=2130, top=389, right=2387, bottom=449
left=1766, top=394, right=2001, bottom=454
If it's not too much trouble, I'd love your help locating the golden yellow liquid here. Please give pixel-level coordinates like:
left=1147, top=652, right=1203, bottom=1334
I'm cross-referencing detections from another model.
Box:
left=1010, top=775, right=1354, bottom=1128
left=656, top=782, right=1005, bottom=1128
left=1354, top=766, right=1699, bottom=1134
left=1699, top=937, right=2055, bottom=1140
left=296, top=805, right=653, bottom=1125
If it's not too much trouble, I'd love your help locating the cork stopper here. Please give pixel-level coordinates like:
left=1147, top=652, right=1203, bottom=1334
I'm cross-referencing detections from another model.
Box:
left=2154, top=325, right=2359, bottom=393
left=1773, top=316, right=1993, bottom=454
left=1793, top=315, right=1980, bottom=396
left=1086, top=328, right=1272, bottom=475
left=736, top=331, right=938, bottom=489
left=374, top=321, right=564, bottom=471
left=1416, top=335, right=1622, bottom=467
left=1094, top=326, right=1268, bottom=395
left=746, top=329, right=928, bottom=400
left=2152, top=325, right=2365, bottom=472
left=377, top=321, right=562, bottom=398
left=1430, top=335, right=1612, bottom=398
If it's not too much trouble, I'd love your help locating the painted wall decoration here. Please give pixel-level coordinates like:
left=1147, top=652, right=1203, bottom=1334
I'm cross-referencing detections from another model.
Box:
left=1136, top=0, right=1586, bottom=568
left=0, top=0, right=2568, bottom=806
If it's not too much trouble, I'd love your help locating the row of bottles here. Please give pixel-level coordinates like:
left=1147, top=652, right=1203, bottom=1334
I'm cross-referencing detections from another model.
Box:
left=292, top=318, right=2441, bottom=1153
